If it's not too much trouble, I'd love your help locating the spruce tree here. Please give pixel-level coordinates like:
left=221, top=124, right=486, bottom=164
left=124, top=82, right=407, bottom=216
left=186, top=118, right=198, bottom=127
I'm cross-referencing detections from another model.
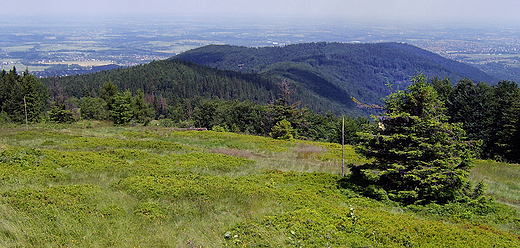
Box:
left=490, top=80, right=520, bottom=162
left=350, top=75, right=476, bottom=204
left=110, top=91, right=134, bottom=125
left=20, top=71, right=48, bottom=122
left=264, top=80, right=308, bottom=137
left=133, top=89, right=155, bottom=125
left=0, top=68, right=48, bottom=123
left=448, top=79, right=494, bottom=158
left=100, top=81, right=118, bottom=111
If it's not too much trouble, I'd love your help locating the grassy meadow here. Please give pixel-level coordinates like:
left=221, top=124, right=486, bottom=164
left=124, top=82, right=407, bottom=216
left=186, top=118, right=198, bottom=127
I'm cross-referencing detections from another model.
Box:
left=0, top=121, right=519, bottom=247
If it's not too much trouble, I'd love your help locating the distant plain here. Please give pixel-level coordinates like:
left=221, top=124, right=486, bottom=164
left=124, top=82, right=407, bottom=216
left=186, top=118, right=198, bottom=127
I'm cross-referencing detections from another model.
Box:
left=2, top=16, right=520, bottom=81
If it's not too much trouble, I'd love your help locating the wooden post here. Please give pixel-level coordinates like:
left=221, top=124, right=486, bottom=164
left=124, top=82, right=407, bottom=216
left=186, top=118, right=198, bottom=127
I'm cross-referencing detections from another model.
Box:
left=23, top=96, right=28, bottom=131
left=342, top=116, right=345, bottom=177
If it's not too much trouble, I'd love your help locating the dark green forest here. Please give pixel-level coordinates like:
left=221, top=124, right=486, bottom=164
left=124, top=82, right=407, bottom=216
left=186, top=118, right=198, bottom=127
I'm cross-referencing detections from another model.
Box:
left=175, top=42, right=496, bottom=114
left=41, top=59, right=278, bottom=109
left=431, top=78, right=520, bottom=162
left=0, top=68, right=48, bottom=124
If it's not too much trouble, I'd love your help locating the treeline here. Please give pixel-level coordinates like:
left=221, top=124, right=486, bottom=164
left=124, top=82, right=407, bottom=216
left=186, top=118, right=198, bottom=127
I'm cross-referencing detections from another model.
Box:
left=1, top=68, right=368, bottom=144
left=48, top=81, right=155, bottom=125
left=159, top=80, right=369, bottom=143
left=430, top=78, right=520, bottom=162
left=75, top=80, right=369, bottom=144
left=3, top=63, right=520, bottom=162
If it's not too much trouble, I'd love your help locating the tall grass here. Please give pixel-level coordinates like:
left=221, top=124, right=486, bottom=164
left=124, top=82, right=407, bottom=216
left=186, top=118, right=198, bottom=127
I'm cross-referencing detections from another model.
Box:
left=470, top=160, right=520, bottom=208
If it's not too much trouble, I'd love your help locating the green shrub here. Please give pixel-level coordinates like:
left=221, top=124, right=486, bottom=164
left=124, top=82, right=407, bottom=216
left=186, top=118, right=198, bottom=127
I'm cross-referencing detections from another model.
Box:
left=65, top=136, right=187, bottom=151
left=270, top=119, right=294, bottom=140
left=0, top=147, right=68, bottom=184
left=212, top=124, right=228, bottom=132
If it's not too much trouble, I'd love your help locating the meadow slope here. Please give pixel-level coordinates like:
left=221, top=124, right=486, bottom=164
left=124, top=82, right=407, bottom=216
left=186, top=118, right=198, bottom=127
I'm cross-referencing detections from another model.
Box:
left=0, top=122, right=519, bottom=247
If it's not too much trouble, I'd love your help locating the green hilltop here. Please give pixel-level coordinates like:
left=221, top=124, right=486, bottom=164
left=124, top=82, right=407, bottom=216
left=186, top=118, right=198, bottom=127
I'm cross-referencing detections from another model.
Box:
left=174, top=42, right=497, bottom=114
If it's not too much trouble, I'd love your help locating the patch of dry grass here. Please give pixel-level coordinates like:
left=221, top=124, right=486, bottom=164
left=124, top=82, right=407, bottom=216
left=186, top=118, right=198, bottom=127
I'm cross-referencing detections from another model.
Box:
left=210, top=148, right=254, bottom=159
left=294, top=144, right=327, bottom=159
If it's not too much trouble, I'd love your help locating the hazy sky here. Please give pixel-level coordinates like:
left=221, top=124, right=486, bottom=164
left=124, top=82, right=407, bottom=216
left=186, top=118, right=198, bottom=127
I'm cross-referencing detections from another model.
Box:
left=7, top=0, right=520, bottom=24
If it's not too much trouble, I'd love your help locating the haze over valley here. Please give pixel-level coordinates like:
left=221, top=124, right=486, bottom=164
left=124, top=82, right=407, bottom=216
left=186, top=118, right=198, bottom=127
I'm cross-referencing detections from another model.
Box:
left=2, top=15, right=520, bottom=82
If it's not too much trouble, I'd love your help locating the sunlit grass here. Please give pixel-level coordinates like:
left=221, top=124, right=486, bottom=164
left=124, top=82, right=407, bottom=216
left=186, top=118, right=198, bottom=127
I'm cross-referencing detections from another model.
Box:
left=470, top=159, right=520, bottom=208
left=0, top=123, right=519, bottom=247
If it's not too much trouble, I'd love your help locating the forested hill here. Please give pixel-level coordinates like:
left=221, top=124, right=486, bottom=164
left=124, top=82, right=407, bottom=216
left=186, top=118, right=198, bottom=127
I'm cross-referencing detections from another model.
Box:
left=41, top=59, right=277, bottom=106
left=42, top=42, right=498, bottom=117
left=174, top=42, right=497, bottom=112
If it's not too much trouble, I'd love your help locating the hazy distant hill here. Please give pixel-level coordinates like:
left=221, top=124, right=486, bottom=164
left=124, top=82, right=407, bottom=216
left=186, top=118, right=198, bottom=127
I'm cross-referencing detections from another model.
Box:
left=175, top=42, right=497, bottom=113
left=34, top=64, right=120, bottom=77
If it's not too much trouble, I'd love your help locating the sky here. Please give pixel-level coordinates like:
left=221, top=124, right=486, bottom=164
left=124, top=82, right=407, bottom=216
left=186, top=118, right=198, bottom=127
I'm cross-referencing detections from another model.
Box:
left=5, top=0, right=520, bottom=24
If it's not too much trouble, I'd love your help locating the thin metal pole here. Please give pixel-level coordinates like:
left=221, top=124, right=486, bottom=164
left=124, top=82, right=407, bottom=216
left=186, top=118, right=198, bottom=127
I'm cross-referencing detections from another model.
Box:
left=342, top=116, right=345, bottom=177
left=23, top=96, right=28, bottom=131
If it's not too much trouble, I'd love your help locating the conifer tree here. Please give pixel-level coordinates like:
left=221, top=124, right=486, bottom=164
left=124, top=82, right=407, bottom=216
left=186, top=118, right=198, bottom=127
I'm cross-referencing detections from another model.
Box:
left=79, top=97, right=108, bottom=120
left=133, top=89, right=155, bottom=125
left=265, top=79, right=308, bottom=137
left=20, top=70, right=48, bottom=122
left=0, top=68, right=48, bottom=123
left=0, top=69, right=24, bottom=123
left=350, top=75, right=476, bottom=204
left=447, top=79, right=494, bottom=158
left=110, top=91, right=134, bottom=125
left=490, top=80, right=520, bottom=162
left=99, top=81, right=118, bottom=111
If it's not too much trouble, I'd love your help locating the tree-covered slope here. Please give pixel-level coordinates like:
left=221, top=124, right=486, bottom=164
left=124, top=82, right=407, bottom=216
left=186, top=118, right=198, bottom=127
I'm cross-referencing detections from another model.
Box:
left=174, top=42, right=497, bottom=113
left=42, top=42, right=498, bottom=117
left=41, top=59, right=278, bottom=106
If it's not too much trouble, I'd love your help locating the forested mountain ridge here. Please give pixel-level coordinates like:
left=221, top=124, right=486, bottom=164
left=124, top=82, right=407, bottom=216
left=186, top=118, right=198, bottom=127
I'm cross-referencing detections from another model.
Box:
left=174, top=42, right=497, bottom=113
left=41, top=59, right=278, bottom=107
left=39, top=42, right=499, bottom=118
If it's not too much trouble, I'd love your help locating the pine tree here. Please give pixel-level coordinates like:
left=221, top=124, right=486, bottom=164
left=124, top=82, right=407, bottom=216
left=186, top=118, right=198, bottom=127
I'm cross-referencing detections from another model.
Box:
left=264, top=79, right=308, bottom=137
left=100, top=81, right=118, bottom=111
left=49, top=104, right=77, bottom=124
left=350, top=75, right=476, bottom=204
left=0, top=68, right=48, bottom=123
left=270, top=119, right=295, bottom=140
left=447, top=79, right=494, bottom=158
left=79, top=97, right=108, bottom=120
left=20, top=71, right=48, bottom=122
left=110, top=91, right=134, bottom=125
left=133, top=89, right=155, bottom=125
left=490, top=80, right=520, bottom=162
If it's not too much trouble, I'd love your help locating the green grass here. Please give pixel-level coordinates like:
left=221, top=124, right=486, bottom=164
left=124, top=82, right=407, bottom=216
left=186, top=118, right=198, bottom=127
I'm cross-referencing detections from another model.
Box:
left=0, top=123, right=519, bottom=247
left=471, top=160, right=520, bottom=208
